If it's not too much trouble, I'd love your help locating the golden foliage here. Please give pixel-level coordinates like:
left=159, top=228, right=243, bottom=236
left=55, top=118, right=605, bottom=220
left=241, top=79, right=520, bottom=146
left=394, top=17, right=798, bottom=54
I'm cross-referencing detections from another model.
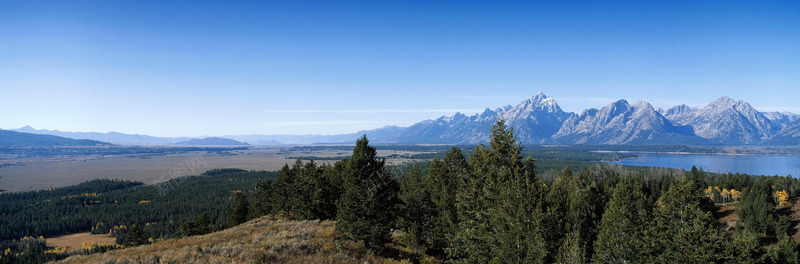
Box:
left=721, top=189, right=731, bottom=203
left=730, top=189, right=742, bottom=201
left=44, top=246, right=68, bottom=255
left=775, top=190, right=790, bottom=206
left=704, top=186, right=716, bottom=200
left=707, top=186, right=745, bottom=203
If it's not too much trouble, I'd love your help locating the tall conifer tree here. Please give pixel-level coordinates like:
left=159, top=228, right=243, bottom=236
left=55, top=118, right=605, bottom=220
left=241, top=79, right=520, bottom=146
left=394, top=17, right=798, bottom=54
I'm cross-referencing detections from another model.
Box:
left=452, top=119, right=546, bottom=263
left=425, top=147, right=467, bottom=250
left=336, top=135, right=400, bottom=250
left=593, top=177, right=649, bottom=263
left=228, top=191, right=250, bottom=227
left=642, top=177, right=728, bottom=263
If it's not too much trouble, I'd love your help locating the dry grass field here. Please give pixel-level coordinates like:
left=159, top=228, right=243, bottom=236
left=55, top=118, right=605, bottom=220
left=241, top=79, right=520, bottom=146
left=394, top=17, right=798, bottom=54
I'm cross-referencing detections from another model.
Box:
left=56, top=217, right=401, bottom=264
left=45, top=232, right=116, bottom=250
left=0, top=148, right=429, bottom=193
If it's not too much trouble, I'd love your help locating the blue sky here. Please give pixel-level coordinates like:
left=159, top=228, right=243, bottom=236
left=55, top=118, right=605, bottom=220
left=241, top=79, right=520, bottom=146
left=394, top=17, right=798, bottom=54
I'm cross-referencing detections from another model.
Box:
left=1, top=1, right=798, bottom=137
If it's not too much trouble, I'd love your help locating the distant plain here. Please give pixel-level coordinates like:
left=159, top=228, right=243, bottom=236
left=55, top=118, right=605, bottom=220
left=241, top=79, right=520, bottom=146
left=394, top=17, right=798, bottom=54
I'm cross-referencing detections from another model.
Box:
left=0, top=148, right=431, bottom=193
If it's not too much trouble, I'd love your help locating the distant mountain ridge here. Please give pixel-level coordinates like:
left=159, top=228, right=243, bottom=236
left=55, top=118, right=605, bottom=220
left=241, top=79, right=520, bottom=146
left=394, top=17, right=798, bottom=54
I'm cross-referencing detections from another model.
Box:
left=357, top=93, right=800, bottom=145
left=11, top=93, right=800, bottom=145
left=11, top=126, right=191, bottom=145
left=0, top=130, right=112, bottom=146
left=175, top=137, right=250, bottom=146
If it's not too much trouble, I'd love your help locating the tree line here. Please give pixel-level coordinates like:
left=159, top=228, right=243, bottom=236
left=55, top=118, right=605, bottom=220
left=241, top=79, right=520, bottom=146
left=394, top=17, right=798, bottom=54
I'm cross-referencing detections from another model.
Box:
left=248, top=120, right=800, bottom=263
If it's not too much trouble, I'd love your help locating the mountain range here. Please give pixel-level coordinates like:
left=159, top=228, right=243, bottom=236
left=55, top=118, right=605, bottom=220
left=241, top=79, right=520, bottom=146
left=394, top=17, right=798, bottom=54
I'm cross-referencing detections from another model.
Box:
left=351, top=93, right=800, bottom=145
left=11, top=126, right=191, bottom=145
left=0, top=130, right=111, bottom=146
left=175, top=137, right=250, bottom=146
left=9, top=93, right=800, bottom=146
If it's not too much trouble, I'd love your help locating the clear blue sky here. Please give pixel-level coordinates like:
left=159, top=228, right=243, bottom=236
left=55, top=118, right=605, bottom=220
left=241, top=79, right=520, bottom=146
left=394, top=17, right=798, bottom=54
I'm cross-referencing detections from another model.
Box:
left=1, top=1, right=798, bottom=137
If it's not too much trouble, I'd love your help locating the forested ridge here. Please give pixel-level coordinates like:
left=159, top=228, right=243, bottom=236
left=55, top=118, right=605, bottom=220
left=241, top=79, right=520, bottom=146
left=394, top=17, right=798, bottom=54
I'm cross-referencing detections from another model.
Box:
left=0, top=169, right=277, bottom=263
left=3, top=120, right=800, bottom=263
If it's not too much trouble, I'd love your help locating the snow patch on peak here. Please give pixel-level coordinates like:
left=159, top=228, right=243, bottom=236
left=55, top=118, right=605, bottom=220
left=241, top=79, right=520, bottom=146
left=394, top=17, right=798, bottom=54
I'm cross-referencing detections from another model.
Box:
left=634, top=100, right=651, bottom=108
left=708, top=96, right=737, bottom=109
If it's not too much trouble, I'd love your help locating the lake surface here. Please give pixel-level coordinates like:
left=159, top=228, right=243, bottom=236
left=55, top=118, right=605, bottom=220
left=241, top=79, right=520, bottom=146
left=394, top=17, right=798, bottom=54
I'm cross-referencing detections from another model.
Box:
left=608, top=153, right=800, bottom=176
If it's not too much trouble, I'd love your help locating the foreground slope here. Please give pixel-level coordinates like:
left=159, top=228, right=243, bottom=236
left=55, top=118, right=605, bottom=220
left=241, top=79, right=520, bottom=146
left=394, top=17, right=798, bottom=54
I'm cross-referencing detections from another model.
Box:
left=57, top=217, right=398, bottom=264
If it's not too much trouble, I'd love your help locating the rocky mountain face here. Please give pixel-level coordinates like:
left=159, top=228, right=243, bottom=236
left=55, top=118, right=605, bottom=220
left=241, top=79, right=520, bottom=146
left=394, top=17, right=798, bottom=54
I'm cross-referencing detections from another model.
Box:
left=684, top=97, right=779, bottom=144
left=365, top=92, right=574, bottom=144
left=365, top=94, right=800, bottom=145
left=551, top=100, right=693, bottom=144
left=661, top=104, right=697, bottom=126
left=762, top=120, right=800, bottom=145
left=763, top=111, right=800, bottom=128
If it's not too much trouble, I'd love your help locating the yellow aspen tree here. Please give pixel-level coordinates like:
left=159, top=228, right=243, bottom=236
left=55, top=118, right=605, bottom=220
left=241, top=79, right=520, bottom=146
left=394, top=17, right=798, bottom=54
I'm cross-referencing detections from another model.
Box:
left=775, top=190, right=789, bottom=206
left=705, top=186, right=714, bottom=200
left=721, top=189, right=731, bottom=203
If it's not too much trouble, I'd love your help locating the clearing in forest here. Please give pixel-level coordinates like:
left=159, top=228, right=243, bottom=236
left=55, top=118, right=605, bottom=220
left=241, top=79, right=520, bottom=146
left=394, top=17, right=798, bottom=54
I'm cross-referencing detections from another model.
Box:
left=45, top=232, right=116, bottom=250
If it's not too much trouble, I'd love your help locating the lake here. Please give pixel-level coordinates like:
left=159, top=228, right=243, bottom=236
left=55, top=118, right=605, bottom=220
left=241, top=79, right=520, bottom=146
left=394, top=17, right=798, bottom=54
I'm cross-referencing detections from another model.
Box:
left=607, top=153, right=800, bottom=176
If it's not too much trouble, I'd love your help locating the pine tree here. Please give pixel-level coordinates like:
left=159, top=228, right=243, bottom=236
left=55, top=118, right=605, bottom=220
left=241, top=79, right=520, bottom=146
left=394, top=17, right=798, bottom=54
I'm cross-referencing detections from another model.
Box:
left=124, top=222, right=146, bottom=247
left=293, top=160, right=322, bottom=220
left=336, top=135, right=400, bottom=250
left=768, top=235, right=800, bottom=264
left=228, top=191, right=250, bottom=227
left=739, top=177, right=776, bottom=236
left=724, top=229, right=762, bottom=264
left=688, top=166, right=707, bottom=191
left=424, top=146, right=466, bottom=250
left=451, top=119, right=546, bottom=263
left=592, top=177, right=649, bottom=263
left=642, top=177, right=728, bottom=263
left=450, top=144, right=492, bottom=262
left=398, top=164, right=434, bottom=254
left=542, top=167, right=572, bottom=261
left=556, top=229, right=586, bottom=264
left=252, top=178, right=273, bottom=217
left=175, top=212, right=212, bottom=237
left=195, top=212, right=211, bottom=234
left=313, top=162, right=344, bottom=220
left=270, top=163, right=297, bottom=217
left=565, top=168, right=602, bottom=260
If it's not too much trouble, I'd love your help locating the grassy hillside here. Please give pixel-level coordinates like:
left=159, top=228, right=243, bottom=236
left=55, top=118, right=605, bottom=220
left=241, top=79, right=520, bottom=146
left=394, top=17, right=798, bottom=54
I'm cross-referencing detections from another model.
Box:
left=51, top=200, right=800, bottom=264
left=56, top=217, right=399, bottom=264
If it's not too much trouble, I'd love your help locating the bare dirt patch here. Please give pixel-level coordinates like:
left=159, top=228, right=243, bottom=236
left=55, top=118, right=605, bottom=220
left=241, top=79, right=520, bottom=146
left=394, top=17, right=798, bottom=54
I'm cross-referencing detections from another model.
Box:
left=45, top=232, right=116, bottom=249
left=791, top=200, right=800, bottom=242
left=717, top=203, right=740, bottom=229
